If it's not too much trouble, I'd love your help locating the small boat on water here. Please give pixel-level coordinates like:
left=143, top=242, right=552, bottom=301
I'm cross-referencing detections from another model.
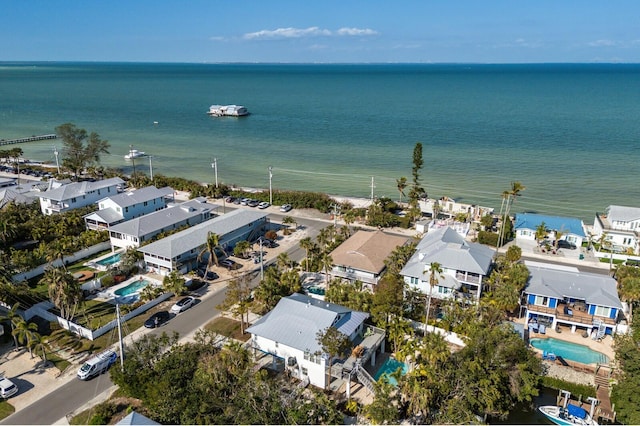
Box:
left=124, top=149, right=145, bottom=160
left=207, top=104, right=249, bottom=117
left=539, top=390, right=599, bottom=425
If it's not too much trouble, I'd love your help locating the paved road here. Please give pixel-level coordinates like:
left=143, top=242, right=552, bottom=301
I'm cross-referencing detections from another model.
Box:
left=1, top=214, right=323, bottom=425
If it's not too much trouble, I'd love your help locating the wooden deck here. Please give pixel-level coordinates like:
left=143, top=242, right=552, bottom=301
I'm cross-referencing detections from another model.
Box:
left=0, top=134, right=57, bottom=146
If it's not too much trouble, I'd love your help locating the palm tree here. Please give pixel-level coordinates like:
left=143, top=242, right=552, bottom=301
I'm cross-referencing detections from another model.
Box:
left=396, top=177, right=408, bottom=204
left=12, top=318, right=38, bottom=357
left=163, top=270, right=186, bottom=296
left=618, top=275, right=640, bottom=324
left=535, top=222, right=547, bottom=245
left=29, top=331, right=48, bottom=362
left=41, top=267, right=82, bottom=321
left=320, top=253, right=334, bottom=286
left=197, top=231, right=221, bottom=271
left=424, top=262, right=444, bottom=334
left=281, top=216, right=296, bottom=235
left=276, top=252, right=293, bottom=272
left=0, top=303, right=22, bottom=349
left=299, top=237, right=314, bottom=272
left=497, top=181, right=525, bottom=250
left=554, top=228, right=566, bottom=251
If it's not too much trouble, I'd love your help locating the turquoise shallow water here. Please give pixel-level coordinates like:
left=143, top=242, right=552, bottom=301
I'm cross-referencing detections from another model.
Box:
left=374, top=358, right=408, bottom=386
left=530, top=337, right=609, bottom=364
left=2, top=62, right=639, bottom=221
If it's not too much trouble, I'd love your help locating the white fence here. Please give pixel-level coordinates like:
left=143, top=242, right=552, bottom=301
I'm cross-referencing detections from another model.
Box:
left=408, top=318, right=466, bottom=347
left=11, top=241, right=112, bottom=282
left=24, top=293, right=173, bottom=340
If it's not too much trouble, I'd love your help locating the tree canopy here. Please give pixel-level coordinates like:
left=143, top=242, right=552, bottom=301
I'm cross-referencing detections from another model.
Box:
left=56, top=123, right=110, bottom=179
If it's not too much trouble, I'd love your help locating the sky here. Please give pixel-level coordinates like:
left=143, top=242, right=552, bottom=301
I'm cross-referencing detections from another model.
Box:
left=2, top=1, right=640, bottom=63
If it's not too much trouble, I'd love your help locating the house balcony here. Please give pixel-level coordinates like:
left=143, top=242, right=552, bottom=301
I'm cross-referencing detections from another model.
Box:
left=333, top=324, right=386, bottom=378
left=455, top=271, right=482, bottom=285
left=331, top=268, right=378, bottom=286
left=526, top=303, right=616, bottom=326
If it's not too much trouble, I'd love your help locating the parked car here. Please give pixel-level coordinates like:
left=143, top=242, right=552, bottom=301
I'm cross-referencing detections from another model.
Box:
left=247, top=199, right=260, bottom=207
left=219, top=259, right=241, bottom=270
left=257, top=201, right=270, bottom=209
left=144, top=311, right=171, bottom=328
left=555, top=240, right=577, bottom=250
left=224, top=196, right=236, bottom=203
left=205, top=271, right=218, bottom=281
left=186, top=278, right=208, bottom=291
left=240, top=198, right=250, bottom=205
left=280, top=204, right=293, bottom=212
left=261, top=238, right=278, bottom=248
left=171, top=296, right=195, bottom=313
left=0, top=377, right=18, bottom=399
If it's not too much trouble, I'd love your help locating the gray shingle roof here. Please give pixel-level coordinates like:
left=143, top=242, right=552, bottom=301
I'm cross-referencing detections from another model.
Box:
left=525, top=262, right=622, bottom=309
left=246, top=293, right=369, bottom=354
left=98, top=186, right=173, bottom=208
left=606, top=205, right=640, bottom=223
left=138, top=208, right=267, bottom=259
left=110, top=198, right=217, bottom=238
left=401, top=226, right=493, bottom=278
left=40, top=177, right=125, bottom=201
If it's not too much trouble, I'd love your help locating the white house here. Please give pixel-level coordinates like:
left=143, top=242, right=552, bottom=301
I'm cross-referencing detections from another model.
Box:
left=38, top=177, right=125, bottom=215
left=108, top=198, right=218, bottom=250
left=84, top=186, right=174, bottom=230
left=138, top=209, right=267, bottom=275
left=329, top=230, right=408, bottom=288
left=246, top=293, right=384, bottom=390
left=514, top=213, right=587, bottom=247
left=593, top=205, right=640, bottom=255
left=401, top=226, right=494, bottom=301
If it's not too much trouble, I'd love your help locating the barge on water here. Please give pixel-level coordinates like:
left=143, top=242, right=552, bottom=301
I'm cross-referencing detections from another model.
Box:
left=207, top=105, right=249, bottom=117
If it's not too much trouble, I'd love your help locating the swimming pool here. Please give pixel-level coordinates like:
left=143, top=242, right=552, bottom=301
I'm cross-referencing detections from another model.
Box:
left=114, top=279, right=150, bottom=296
left=96, top=253, right=121, bottom=266
left=374, top=358, right=408, bottom=386
left=530, top=338, right=609, bottom=365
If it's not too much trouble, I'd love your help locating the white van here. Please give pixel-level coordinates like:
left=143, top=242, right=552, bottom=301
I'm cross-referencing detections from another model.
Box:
left=77, top=349, right=118, bottom=380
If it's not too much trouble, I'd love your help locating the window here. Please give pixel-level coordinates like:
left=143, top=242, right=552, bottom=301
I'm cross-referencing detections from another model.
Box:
left=594, top=306, right=611, bottom=317
left=410, top=277, right=419, bottom=285
left=301, top=367, right=308, bottom=376
left=534, top=295, right=549, bottom=306
left=275, top=342, right=279, bottom=348
left=144, top=201, right=148, bottom=206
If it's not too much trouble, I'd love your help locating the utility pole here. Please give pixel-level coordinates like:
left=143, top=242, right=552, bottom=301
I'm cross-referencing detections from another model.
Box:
left=211, top=158, right=218, bottom=188
left=129, top=145, right=137, bottom=176
left=370, top=176, right=375, bottom=202
left=258, top=237, right=264, bottom=281
left=148, top=156, right=154, bottom=181
left=53, top=147, right=60, bottom=174
left=269, top=166, right=273, bottom=205
left=331, top=203, right=341, bottom=227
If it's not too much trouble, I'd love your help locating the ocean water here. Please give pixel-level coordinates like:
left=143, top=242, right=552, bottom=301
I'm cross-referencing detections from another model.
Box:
left=1, top=62, right=639, bottom=221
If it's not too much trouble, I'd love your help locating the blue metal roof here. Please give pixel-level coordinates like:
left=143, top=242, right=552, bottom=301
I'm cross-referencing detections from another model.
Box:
left=514, top=213, right=585, bottom=237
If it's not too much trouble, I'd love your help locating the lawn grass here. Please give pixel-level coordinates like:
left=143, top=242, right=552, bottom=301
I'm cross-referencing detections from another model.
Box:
left=204, top=317, right=251, bottom=342
left=0, top=401, right=15, bottom=420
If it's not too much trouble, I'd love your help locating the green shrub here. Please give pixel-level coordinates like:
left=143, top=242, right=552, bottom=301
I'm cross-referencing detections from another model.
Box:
left=541, top=377, right=596, bottom=399
left=101, top=275, right=115, bottom=288
left=478, top=231, right=499, bottom=247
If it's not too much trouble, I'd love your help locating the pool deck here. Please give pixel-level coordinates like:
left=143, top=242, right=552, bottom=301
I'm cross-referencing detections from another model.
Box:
left=97, top=275, right=162, bottom=300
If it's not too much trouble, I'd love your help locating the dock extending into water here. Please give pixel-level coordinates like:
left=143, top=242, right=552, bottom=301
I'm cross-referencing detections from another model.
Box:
left=0, top=134, right=57, bottom=146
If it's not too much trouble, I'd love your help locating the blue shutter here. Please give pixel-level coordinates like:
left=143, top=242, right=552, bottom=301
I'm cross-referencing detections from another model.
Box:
left=588, top=305, right=596, bottom=315
left=610, top=308, right=617, bottom=319
left=549, top=298, right=557, bottom=308
left=528, top=294, right=535, bottom=304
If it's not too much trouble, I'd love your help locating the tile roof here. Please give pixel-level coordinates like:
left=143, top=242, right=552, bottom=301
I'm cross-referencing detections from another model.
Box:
left=246, top=293, right=369, bottom=353
left=329, top=230, right=409, bottom=274
left=514, top=213, right=585, bottom=237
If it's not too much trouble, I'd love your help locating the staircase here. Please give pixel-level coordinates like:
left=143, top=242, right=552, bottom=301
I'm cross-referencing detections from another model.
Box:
left=593, top=319, right=606, bottom=340
left=355, top=367, right=377, bottom=394
left=594, top=365, right=616, bottom=423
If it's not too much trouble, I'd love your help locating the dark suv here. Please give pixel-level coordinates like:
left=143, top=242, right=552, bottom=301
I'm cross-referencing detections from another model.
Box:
left=555, top=240, right=577, bottom=250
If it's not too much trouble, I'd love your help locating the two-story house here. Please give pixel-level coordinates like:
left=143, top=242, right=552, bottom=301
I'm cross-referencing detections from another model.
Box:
left=246, top=293, right=384, bottom=390
left=138, top=209, right=267, bottom=275
left=522, top=261, right=624, bottom=337
left=108, top=198, right=218, bottom=250
left=38, top=177, right=125, bottom=215
left=514, top=213, right=587, bottom=247
left=593, top=205, right=640, bottom=255
left=401, top=226, right=494, bottom=300
left=84, top=186, right=174, bottom=230
left=329, top=230, right=409, bottom=289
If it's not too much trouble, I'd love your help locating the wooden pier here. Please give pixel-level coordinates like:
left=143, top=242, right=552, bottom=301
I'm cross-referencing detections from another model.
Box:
left=0, top=134, right=57, bottom=146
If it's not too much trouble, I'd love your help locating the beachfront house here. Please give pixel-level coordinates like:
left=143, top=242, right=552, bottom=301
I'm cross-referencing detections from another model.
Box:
left=138, top=209, right=267, bottom=275
left=38, top=177, right=125, bottom=215
left=84, top=186, right=174, bottom=230
left=329, top=230, right=409, bottom=289
left=514, top=213, right=587, bottom=247
left=418, top=196, right=494, bottom=222
left=400, top=226, right=494, bottom=301
left=522, top=261, right=624, bottom=337
left=246, top=293, right=384, bottom=391
left=593, top=205, right=640, bottom=255
left=108, top=198, right=219, bottom=250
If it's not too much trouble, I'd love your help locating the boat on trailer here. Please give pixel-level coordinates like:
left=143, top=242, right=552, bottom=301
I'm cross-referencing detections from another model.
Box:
left=539, top=390, right=599, bottom=425
left=207, top=104, right=249, bottom=117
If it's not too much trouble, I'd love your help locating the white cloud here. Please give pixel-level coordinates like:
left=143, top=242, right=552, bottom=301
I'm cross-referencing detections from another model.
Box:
left=588, top=39, right=618, bottom=47
left=243, top=27, right=331, bottom=40
left=242, top=26, right=378, bottom=40
left=336, top=27, right=378, bottom=37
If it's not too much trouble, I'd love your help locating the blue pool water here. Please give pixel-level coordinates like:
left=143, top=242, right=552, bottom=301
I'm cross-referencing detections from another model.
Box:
left=96, top=253, right=121, bottom=266
left=530, top=338, right=609, bottom=365
left=114, top=279, right=150, bottom=296
left=374, top=358, right=408, bottom=386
